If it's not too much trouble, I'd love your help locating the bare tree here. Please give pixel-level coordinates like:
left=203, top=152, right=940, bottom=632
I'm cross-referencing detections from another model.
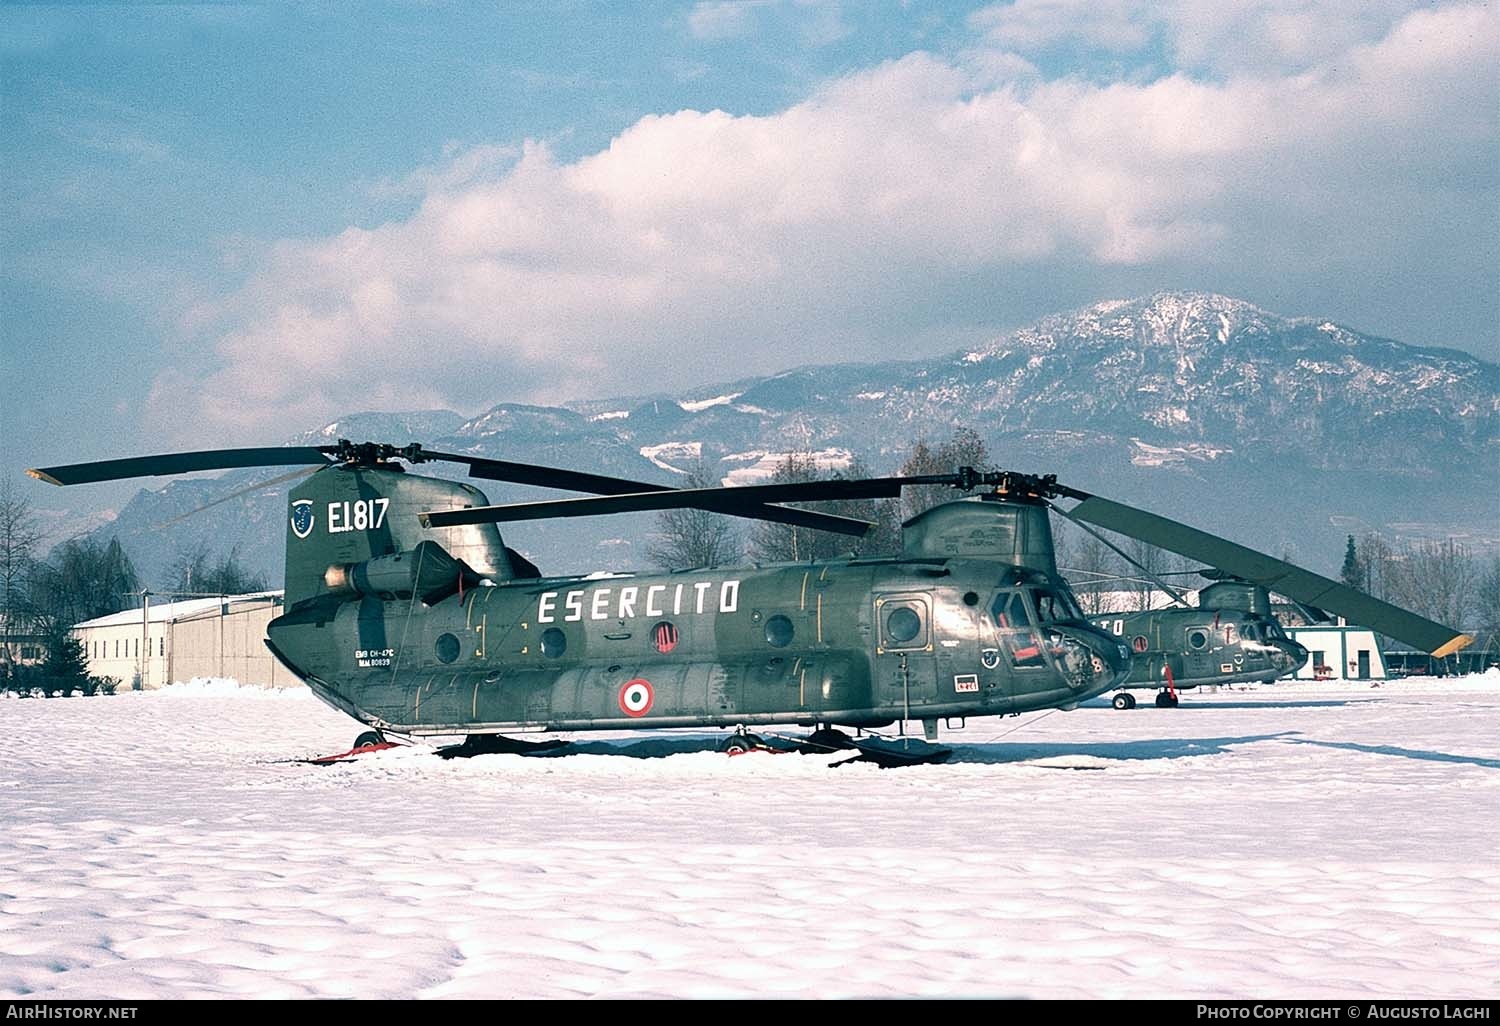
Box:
left=1358, top=532, right=1395, bottom=601
left=1476, top=556, right=1500, bottom=632
left=1124, top=538, right=1190, bottom=611
left=898, top=427, right=993, bottom=521
left=1475, top=556, right=1500, bottom=663
left=1385, top=538, right=1477, bottom=632
left=644, top=463, right=741, bottom=569
left=30, top=537, right=141, bottom=632
left=748, top=454, right=897, bottom=563
left=0, top=480, right=45, bottom=631
left=169, top=544, right=269, bottom=595
left=1053, top=517, right=1125, bottom=615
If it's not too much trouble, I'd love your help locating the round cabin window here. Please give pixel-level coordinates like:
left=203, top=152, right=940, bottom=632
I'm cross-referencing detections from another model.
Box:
left=652, top=621, right=679, bottom=654
left=886, top=606, right=922, bottom=645
left=764, top=615, right=794, bottom=648
left=540, top=627, right=567, bottom=659
left=1188, top=629, right=1209, bottom=651
left=435, top=632, right=461, bottom=664
left=1132, top=635, right=1149, bottom=653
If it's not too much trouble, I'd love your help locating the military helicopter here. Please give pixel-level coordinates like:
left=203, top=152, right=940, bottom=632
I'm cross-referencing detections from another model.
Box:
left=29, top=441, right=1472, bottom=760
left=1080, top=573, right=1311, bottom=709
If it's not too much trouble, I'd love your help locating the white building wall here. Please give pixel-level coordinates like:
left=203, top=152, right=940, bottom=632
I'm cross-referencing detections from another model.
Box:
left=1286, top=625, right=1388, bottom=682
left=76, top=618, right=168, bottom=690
left=75, top=594, right=295, bottom=690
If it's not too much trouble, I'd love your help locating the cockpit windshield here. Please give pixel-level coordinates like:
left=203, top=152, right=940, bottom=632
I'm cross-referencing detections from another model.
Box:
left=1030, top=587, right=1083, bottom=624
left=991, top=590, right=1030, bottom=630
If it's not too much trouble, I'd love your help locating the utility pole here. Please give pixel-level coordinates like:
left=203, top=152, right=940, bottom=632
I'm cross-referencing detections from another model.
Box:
left=139, top=589, right=151, bottom=690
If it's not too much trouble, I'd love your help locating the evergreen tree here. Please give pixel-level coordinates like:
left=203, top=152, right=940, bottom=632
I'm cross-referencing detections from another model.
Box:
left=1340, top=535, right=1362, bottom=589
left=38, top=631, right=114, bottom=696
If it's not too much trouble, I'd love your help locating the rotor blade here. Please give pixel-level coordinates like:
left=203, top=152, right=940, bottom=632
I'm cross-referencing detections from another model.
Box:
left=424, top=491, right=877, bottom=536
left=1066, top=495, right=1473, bottom=656
left=1051, top=502, right=1191, bottom=607
left=152, top=466, right=323, bottom=529
left=424, top=450, right=882, bottom=535
left=418, top=476, right=916, bottom=530
left=423, top=450, right=683, bottom=496
left=28, top=447, right=335, bottom=486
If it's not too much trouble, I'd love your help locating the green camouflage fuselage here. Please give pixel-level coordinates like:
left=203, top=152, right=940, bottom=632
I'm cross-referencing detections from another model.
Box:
left=266, top=464, right=1131, bottom=734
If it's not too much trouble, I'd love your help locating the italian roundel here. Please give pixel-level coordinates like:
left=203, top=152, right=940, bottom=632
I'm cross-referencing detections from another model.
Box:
left=618, top=678, right=654, bottom=717
left=290, top=499, right=315, bottom=540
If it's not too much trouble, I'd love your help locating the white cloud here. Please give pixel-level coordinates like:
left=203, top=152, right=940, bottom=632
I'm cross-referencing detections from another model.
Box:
left=148, top=3, right=1499, bottom=445
left=969, top=0, right=1153, bottom=54
left=969, top=0, right=1435, bottom=74
left=687, top=1, right=768, bottom=41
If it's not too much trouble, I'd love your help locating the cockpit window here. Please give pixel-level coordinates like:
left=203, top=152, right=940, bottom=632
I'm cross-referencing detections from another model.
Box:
left=1030, top=588, right=1083, bottom=624
left=1241, top=622, right=1259, bottom=642
left=1263, top=621, right=1285, bottom=640
left=992, top=591, right=1029, bottom=630
left=991, top=589, right=1046, bottom=669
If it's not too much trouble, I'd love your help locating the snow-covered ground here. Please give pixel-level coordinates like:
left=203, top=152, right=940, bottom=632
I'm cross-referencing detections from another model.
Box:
left=3, top=675, right=1498, bottom=999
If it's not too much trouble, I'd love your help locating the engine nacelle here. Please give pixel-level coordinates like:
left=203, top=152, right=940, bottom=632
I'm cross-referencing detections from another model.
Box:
left=324, top=540, right=475, bottom=604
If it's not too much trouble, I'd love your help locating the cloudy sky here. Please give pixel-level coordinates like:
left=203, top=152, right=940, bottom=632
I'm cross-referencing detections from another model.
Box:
left=3, top=1, right=1496, bottom=513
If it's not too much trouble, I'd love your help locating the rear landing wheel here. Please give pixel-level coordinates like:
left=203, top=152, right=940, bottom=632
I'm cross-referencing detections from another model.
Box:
left=1155, top=692, right=1179, bottom=708
left=353, top=730, right=385, bottom=749
left=1112, top=693, right=1136, bottom=711
left=720, top=734, right=762, bottom=755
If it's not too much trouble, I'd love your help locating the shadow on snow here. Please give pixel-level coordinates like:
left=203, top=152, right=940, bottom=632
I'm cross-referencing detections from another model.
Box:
left=1280, top=737, right=1500, bottom=770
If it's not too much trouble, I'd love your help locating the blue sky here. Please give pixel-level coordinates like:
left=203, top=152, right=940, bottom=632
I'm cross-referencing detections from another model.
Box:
left=3, top=1, right=1497, bottom=521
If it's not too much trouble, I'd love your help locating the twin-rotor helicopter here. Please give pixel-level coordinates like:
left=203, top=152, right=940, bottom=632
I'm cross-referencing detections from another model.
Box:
left=30, top=441, right=1472, bottom=761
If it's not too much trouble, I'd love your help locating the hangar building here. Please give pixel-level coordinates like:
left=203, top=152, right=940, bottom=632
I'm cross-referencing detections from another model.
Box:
left=73, top=592, right=295, bottom=690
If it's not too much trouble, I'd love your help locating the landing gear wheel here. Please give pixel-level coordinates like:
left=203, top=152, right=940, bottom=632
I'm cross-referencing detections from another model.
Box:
left=1112, top=693, right=1136, bottom=711
left=720, top=734, right=762, bottom=755
left=1155, top=692, right=1179, bottom=708
left=353, top=730, right=385, bottom=749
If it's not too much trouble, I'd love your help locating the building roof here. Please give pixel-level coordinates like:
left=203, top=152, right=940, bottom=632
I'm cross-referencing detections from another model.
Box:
left=73, top=591, right=283, bottom=630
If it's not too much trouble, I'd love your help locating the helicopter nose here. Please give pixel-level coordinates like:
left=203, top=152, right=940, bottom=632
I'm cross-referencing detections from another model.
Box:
left=1053, top=625, right=1132, bottom=693
left=1275, top=639, right=1310, bottom=676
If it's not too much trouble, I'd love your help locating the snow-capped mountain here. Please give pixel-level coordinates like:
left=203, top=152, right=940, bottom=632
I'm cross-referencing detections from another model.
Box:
left=87, top=293, right=1499, bottom=587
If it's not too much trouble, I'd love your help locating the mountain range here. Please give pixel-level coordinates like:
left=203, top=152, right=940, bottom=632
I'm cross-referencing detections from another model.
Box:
left=77, top=292, right=1500, bottom=590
